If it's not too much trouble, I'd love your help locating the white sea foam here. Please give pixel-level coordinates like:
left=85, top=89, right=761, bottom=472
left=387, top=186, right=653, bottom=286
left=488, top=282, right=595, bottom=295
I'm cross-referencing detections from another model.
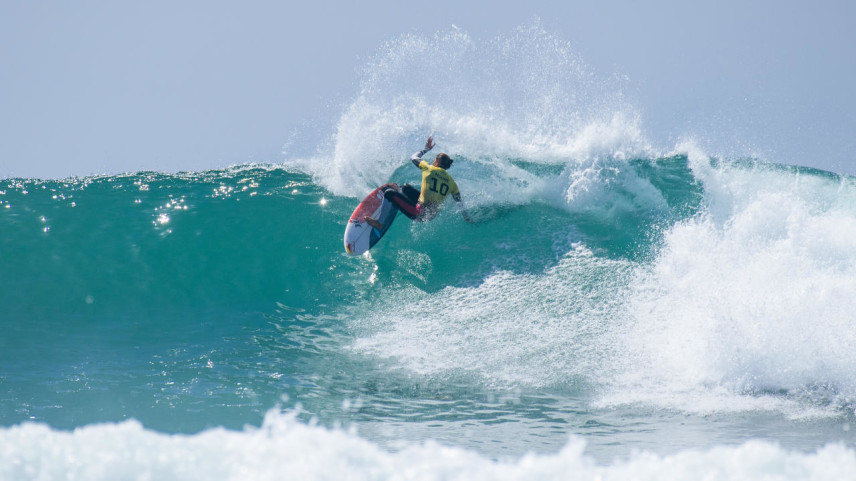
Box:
left=604, top=142, right=856, bottom=415
left=2, top=410, right=854, bottom=481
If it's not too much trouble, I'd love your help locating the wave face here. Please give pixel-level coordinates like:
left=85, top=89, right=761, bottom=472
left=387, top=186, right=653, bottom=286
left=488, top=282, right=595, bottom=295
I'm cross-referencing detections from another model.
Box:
left=3, top=23, right=856, bottom=478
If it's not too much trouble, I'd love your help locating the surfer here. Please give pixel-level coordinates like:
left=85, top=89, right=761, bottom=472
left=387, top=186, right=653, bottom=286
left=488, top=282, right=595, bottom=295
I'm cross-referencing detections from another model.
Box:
left=365, top=136, right=473, bottom=228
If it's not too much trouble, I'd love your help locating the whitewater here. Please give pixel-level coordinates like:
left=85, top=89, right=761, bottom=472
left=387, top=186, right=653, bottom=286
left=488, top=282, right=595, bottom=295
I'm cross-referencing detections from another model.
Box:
left=2, top=23, right=856, bottom=480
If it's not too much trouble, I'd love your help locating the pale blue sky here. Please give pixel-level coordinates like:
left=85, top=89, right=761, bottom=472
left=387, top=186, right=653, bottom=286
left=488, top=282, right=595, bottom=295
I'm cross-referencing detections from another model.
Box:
left=2, top=0, right=854, bottom=178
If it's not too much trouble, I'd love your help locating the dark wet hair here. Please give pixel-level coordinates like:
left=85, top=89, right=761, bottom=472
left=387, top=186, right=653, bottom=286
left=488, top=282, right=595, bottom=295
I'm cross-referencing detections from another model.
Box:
left=435, top=153, right=453, bottom=169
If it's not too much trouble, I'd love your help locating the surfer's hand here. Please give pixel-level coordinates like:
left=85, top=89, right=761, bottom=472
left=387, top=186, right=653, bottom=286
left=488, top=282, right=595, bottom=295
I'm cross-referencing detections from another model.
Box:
left=425, top=136, right=435, bottom=151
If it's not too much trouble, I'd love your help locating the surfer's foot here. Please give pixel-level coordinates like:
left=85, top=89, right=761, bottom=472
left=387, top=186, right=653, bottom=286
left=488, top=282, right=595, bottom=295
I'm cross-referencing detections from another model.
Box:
left=364, top=216, right=383, bottom=230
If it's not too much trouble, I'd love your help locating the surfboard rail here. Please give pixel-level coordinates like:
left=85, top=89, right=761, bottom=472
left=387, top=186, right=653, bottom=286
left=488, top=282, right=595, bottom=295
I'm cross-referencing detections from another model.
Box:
left=344, top=185, right=399, bottom=255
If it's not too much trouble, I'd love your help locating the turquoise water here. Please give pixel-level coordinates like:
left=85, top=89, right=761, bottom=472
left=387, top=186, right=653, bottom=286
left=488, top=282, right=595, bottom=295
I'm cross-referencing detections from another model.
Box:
left=3, top=155, right=856, bottom=468
left=0, top=157, right=692, bottom=434
left=4, top=24, right=856, bottom=480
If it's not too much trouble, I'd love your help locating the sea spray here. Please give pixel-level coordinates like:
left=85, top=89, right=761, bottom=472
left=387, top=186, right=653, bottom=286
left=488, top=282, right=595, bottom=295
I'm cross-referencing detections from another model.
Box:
left=292, top=22, right=648, bottom=199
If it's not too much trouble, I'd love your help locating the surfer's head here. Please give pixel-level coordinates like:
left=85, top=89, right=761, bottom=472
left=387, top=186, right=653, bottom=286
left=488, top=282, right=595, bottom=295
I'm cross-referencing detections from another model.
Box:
left=433, top=153, right=454, bottom=169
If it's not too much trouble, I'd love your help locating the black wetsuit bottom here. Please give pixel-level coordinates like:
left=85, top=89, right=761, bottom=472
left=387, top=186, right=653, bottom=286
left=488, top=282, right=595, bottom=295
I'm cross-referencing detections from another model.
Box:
left=384, top=184, right=422, bottom=220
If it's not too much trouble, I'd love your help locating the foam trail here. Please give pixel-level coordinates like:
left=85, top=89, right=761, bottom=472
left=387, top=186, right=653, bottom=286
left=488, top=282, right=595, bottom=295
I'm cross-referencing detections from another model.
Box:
left=352, top=246, right=635, bottom=387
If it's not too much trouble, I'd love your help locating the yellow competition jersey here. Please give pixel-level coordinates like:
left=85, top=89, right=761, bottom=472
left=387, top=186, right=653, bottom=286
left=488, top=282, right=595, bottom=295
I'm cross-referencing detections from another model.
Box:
left=418, top=161, right=459, bottom=205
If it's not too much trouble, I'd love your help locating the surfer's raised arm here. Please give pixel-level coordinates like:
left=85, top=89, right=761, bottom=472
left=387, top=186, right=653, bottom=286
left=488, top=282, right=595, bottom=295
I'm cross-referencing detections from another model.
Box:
left=410, top=136, right=436, bottom=167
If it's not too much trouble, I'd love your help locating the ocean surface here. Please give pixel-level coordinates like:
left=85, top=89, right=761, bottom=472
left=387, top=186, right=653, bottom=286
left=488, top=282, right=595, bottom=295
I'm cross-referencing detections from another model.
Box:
left=3, top=24, right=856, bottom=480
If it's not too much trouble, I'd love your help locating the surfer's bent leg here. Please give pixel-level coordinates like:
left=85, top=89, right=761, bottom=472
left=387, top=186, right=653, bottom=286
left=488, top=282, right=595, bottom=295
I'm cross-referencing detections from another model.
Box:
left=384, top=188, right=422, bottom=220
left=400, top=184, right=420, bottom=204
